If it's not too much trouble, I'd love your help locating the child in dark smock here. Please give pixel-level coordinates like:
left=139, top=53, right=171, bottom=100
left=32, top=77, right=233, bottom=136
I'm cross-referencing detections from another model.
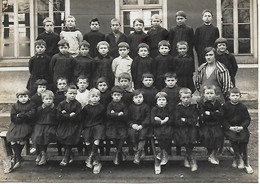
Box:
left=31, top=90, right=57, bottom=166
left=54, top=77, right=67, bottom=107
left=81, top=88, right=105, bottom=174
left=128, top=90, right=150, bottom=165
left=30, top=79, right=47, bottom=107
left=151, top=92, right=173, bottom=166
left=174, top=88, right=198, bottom=171
left=197, top=85, right=224, bottom=165
left=222, top=88, right=253, bottom=174
left=118, top=73, right=133, bottom=107
left=5, top=89, right=36, bottom=174
left=106, top=86, right=128, bottom=165
left=56, top=85, right=82, bottom=166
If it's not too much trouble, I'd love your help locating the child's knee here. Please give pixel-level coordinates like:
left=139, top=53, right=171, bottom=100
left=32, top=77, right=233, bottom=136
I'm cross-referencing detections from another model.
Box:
left=94, top=140, right=100, bottom=145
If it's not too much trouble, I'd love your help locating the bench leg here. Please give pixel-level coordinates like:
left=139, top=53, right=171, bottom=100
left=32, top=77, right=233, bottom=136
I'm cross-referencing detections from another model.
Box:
left=150, top=137, right=161, bottom=174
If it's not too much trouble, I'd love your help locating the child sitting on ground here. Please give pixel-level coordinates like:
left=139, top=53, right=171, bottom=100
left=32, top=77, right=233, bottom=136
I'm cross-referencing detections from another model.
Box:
left=31, top=79, right=48, bottom=107
left=76, top=75, right=90, bottom=109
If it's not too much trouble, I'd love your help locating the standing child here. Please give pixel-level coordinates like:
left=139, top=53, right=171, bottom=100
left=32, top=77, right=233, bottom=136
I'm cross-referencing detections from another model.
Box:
left=152, top=40, right=176, bottom=90
left=74, top=40, right=93, bottom=85
left=195, top=9, right=220, bottom=66
left=106, top=18, right=128, bottom=58
left=27, top=40, right=51, bottom=95
left=128, top=18, right=148, bottom=60
left=31, top=79, right=47, bottom=107
left=131, top=43, right=153, bottom=89
left=81, top=88, right=105, bottom=174
left=56, top=85, right=82, bottom=166
left=49, top=39, right=76, bottom=87
left=222, top=88, right=253, bottom=174
left=174, top=41, right=195, bottom=92
left=36, top=17, right=60, bottom=58
left=147, top=14, right=169, bottom=58
left=174, top=88, right=198, bottom=171
left=83, top=18, right=106, bottom=58
left=76, top=75, right=90, bottom=109
left=128, top=90, right=150, bottom=164
left=5, top=89, right=36, bottom=173
left=197, top=85, right=224, bottom=165
left=92, top=41, right=114, bottom=89
left=31, top=90, right=57, bottom=166
left=215, top=38, right=238, bottom=86
left=60, top=15, right=83, bottom=57
left=118, top=72, right=133, bottom=107
left=54, top=77, right=67, bottom=107
left=106, top=86, right=128, bottom=165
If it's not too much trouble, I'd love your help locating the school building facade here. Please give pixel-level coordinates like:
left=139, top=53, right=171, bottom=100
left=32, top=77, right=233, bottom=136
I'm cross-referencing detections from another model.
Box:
left=0, top=0, right=258, bottom=101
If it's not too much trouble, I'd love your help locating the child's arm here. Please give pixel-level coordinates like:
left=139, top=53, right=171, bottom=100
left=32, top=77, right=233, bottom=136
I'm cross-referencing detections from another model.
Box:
left=49, top=55, right=57, bottom=81
left=23, top=103, right=36, bottom=121
left=151, top=108, right=162, bottom=126
left=184, top=106, right=199, bottom=126
left=28, top=57, right=34, bottom=74
left=230, top=54, right=238, bottom=78
left=10, top=104, right=24, bottom=124
left=194, top=27, right=200, bottom=53
left=141, top=105, right=151, bottom=128
left=69, top=102, right=82, bottom=121
left=76, top=30, right=83, bottom=45
left=240, top=104, right=251, bottom=129
left=131, top=58, right=137, bottom=85
left=57, top=103, right=70, bottom=121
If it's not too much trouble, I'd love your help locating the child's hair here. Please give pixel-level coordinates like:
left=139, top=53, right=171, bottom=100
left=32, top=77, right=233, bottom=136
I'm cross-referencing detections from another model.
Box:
left=151, top=14, right=162, bottom=21
left=89, top=88, right=101, bottom=97
left=111, top=18, right=121, bottom=25
left=43, top=17, right=54, bottom=26
left=76, top=75, right=89, bottom=83
left=158, top=40, right=170, bottom=49
left=138, top=43, right=150, bottom=51
left=142, top=73, right=154, bottom=81
left=65, top=15, right=76, bottom=22
left=56, top=77, right=68, bottom=84
left=133, top=18, right=144, bottom=26
left=118, top=72, right=131, bottom=82
left=132, top=89, right=144, bottom=97
left=118, top=42, right=129, bottom=49
left=64, top=84, right=77, bottom=92
left=35, top=39, right=47, bottom=48
left=97, top=41, right=110, bottom=49
left=111, top=86, right=123, bottom=94
left=96, top=77, right=108, bottom=86
left=202, top=85, right=216, bottom=94
left=42, top=90, right=54, bottom=100
left=202, top=9, right=213, bottom=17
left=16, top=88, right=30, bottom=98
left=176, top=41, right=188, bottom=49
left=228, top=87, right=241, bottom=96
left=79, top=40, right=90, bottom=48
left=215, top=37, right=228, bottom=47
left=58, top=39, right=69, bottom=47
left=176, top=10, right=187, bottom=18
left=89, top=17, right=100, bottom=25
left=35, top=79, right=47, bottom=86
left=164, top=72, right=177, bottom=79
left=179, top=88, right=192, bottom=97
left=155, top=91, right=168, bottom=101
left=204, top=47, right=216, bottom=56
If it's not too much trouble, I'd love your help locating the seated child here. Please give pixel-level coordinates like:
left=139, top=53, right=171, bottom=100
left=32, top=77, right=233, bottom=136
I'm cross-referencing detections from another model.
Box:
left=31, top=90, right=57, bottom=166
left=128, top=90, right=150, bottom=164
left=174, top=41, right=195, bottom=92
left=222, top=88, right=253, bottom=174
left=31, top=79, right=47, bottom=107
left=151, top=92, right=173, bottom=166
left=76, top=75, right=90, bottom=109
left=106, top=86, right=128, bottom=165
left=81, top=88, right=105, bottom=174
left=174, top=88, right=198, bottom=171
left=197, top=85, right=224, bottom=165
left=131, top=43, right=153, bottom=89
left=5, top=89, right=36, bottom=173
left=56, top=85, right=82, bottom=166
left=118, top=72, right=133, bottom=107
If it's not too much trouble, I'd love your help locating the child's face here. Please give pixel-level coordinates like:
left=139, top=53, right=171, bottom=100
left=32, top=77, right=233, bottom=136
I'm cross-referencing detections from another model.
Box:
left=18, top=94, right=29, bottom=104
left=142, top=77, right=154, bottom=88
left=119, top=78, right=130, bottom=89
left=57, top=79, right=67, bottom=91
left=65, top=88, right=77, bottom=101
left=35, top=44, right=46, bottom=55
left=97, top=82, right=108, bottom=93
left=177, top=44, right=188, bottom=56
left=65, top=17, right=76, bottom=28
left=204, top=89, right=216, bottom=101
left=59, top=45, right=69, bottom=54
left=89, top=93, right=100, bottom=105
left=165, top=77, right=177, bottom=88
left=205, top=50, right=215, bottom=64
left=151, top=18, right=161, bottom=27
left=79, top=46, right=90, bottom=56
left=229, top=92, right=240, bottom=104
left=90, top=21, right=100, bottom=31
left=134, top=20, right=144, bottom=32
left=133, top=94, right=144, bottom=105
left=44, top=21, right=54, bottom=33
left=176, top=16, right=186, bottom=26
left=217, top=43, right=227, bottom=53
left=98, top=44, right=109, bottom=56
left=112, top=92, right=122, bottom=102
left=159, top=46, right=170, bottom=55
left=202, top=12, right=213, bottom=24
left=138, top=47, right=149, bottom=58
left=111, top=21, right=120, bottom=33
left=77, top=79, right=88, bottom=92
left=37, top=85, right=47, bottom=94
left=118, top=47, right=129, bottom=57
left=180, top=93, right=191, bottom=106
left=157, top=96, right=167, bottom=108
left=43, top=96, right=53, bottom=106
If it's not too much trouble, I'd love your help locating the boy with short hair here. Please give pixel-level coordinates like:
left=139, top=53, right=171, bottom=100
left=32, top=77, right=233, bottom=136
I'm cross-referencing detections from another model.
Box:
left=118, top=72, right=133, bottom=107
left=106, top=18, right=128, bottom=58
left=31, top=79, right=48, bottom=107
left=76, top=75, right=90, bottom=109
left=54, top=77, right=67, bottom=107
left=83, top=18, right=106, bottom=58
